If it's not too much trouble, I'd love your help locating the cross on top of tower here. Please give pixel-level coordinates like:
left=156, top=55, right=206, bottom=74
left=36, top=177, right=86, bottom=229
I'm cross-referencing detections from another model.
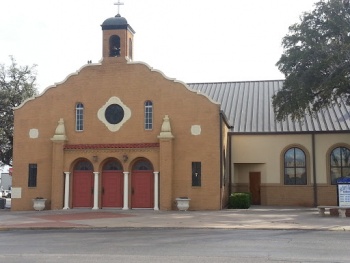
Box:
left=114, top=0, right=124, bottom=15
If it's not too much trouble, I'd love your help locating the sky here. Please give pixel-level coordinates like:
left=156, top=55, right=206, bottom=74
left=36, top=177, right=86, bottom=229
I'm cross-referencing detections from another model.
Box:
left=0, top=0, right=318, bottom=93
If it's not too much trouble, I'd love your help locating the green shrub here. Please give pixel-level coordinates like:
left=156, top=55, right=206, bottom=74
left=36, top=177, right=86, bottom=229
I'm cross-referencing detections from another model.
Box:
left=228, top=192, right=251, bottom=209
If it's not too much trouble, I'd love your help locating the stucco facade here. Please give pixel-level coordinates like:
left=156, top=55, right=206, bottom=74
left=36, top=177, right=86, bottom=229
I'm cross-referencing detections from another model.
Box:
left=232, top=133, right=350, bottom=206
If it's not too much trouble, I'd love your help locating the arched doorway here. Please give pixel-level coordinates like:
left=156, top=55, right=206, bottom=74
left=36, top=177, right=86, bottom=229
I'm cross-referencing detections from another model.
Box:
left=131, top=159, right=154, bottom=208
left=73, top=160, right=94, bottom=208
left=102, top=160, right=123, bottom=208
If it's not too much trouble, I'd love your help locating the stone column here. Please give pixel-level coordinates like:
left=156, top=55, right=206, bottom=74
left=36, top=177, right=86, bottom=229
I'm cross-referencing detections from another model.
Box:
left=50, top=118, right=68, bottom=210
left=63, top=172, right=70, bottom=209
left=92, top=172, right=99, bottom=210
left=122, top=172, right=129, bottom=210
left=154, top=171, right=159, bottom=210
left=157, top=115, right=175, bottom=210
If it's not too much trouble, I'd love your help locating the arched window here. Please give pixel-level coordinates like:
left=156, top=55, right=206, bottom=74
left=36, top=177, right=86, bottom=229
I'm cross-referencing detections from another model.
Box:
left=284, top=147, right=307, bottom=185
left=109, top=35, right=121, bottom=57
left=129, top=38, right=133, bottom=60
left=144, top=100, right=153, bottom=130
left=74, top=161, right=93, bottom=171
left=103, top=160, right=123, bottom=171
left=76, top=103, right=84, bottom=131
left=330, top=147, right=350, bottom=184
left=133, top=160, right=153, bottom=171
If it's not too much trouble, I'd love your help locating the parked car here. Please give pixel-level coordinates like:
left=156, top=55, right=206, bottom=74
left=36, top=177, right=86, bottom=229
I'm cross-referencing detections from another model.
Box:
left=2, top=190, right=11, bottom=198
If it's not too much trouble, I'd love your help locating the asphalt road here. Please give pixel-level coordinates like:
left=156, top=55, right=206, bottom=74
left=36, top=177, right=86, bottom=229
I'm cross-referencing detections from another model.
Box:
left=0, top=229, right=349, bottom=263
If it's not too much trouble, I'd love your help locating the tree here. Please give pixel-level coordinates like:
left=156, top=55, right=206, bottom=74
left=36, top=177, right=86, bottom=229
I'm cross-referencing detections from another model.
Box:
left=272, top=0, right=350, bottom=121
left=0, top=56, right=38, bottom=167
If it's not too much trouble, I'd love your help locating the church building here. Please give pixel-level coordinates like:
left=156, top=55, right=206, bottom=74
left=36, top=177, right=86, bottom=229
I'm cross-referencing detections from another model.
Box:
left=11, top=9, right=350, bottom=211
left=11, top=11, right=230, bottom=211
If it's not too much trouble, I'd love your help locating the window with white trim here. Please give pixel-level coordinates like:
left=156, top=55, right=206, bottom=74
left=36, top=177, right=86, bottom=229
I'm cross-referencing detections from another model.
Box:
left=144, top=101, right=153, bottom=130
left=76, top=103, right=84, bottom=131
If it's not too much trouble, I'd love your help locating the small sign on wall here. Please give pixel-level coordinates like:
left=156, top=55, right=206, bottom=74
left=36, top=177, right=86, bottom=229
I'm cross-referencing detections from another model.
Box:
left=337, top=178, right=350, bottom=207
left=11, top=187, right=22, bottom=199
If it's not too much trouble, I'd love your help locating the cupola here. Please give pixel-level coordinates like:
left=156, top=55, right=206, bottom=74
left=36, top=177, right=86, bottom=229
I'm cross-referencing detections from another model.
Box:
left=101, top=2, right=135, bottom=60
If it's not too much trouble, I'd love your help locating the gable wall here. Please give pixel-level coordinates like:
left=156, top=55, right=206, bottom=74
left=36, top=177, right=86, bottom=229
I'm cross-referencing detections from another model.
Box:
left=12, top=59, right=222, bottom=211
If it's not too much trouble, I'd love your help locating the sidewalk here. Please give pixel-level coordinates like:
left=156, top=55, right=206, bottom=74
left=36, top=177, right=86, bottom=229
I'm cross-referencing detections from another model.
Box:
left=0, top=206, right=349, bottom=231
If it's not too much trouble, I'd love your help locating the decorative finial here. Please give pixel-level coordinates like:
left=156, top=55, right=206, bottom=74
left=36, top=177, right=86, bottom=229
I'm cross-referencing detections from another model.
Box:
left=114, top=0, right=124, bottom=15
left=51, top=118, right=68, bottom=141
left=157, top=115, right=174, bottom=139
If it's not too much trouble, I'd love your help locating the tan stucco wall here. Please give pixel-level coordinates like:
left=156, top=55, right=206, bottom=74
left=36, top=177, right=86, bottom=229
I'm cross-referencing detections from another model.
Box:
left=232, top=134, right=312, bottom=184
left=232, top=133, right=350, bottom=206
left=234, top=163, right=266, bottom=184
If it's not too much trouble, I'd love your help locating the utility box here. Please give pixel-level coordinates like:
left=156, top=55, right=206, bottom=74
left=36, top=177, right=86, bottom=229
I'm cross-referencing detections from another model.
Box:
left=0, top=172, right=12, bottom=191
left=0, top=198, right=6, bottom=209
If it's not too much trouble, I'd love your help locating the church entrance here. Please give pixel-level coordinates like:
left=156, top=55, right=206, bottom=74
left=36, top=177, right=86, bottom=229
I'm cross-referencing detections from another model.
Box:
left=102, top=160, right=123, bottom=208
left=131, top=159, right=154, bottom=209
left=73, top=161, right=94, bottom=208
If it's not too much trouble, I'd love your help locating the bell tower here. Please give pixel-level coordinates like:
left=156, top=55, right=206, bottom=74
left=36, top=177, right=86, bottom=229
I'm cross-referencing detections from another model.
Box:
left=101, top=1, right=135, bottom=60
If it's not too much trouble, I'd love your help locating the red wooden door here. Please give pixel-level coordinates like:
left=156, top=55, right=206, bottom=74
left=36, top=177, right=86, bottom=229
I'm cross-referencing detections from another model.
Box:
left=249, top=172, right=261, bottom=205
left=102, top=171, right=123, bottom=207
left=131, top=171, right=154, bottom=208
left=73, top=171, right=93, bottom=207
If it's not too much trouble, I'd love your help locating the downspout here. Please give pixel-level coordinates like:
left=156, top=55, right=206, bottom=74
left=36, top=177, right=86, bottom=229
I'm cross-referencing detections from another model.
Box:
left=312, top=133, right=318, bottom=207
left=219, top=113, right=223, bottom=209
left=219, top=111, right=234, bottom=209
left=228, top=135, right=232, bottom=196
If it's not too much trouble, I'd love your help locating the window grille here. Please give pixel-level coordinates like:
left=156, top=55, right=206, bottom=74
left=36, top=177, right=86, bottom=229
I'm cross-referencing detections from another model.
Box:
left=330, top=147, right=350, bottom=185
left=284, top=147, right=307, bottom=185
left=76, top=103, right=84, bottom=131
left=28, top=164, right=37, bottom=187
left=144, top=101, right=153, bottom=130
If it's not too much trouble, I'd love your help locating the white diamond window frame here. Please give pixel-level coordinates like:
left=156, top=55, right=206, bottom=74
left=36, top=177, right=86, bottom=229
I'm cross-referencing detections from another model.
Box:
left=97, top=96, right=131, bottom=132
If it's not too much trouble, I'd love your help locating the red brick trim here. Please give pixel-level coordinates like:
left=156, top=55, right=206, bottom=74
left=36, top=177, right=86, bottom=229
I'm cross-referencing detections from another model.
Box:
left=64, top=143, right=160, bottom=150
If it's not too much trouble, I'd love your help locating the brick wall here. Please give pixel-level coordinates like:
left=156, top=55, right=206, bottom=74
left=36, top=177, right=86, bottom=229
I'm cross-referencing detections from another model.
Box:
left=12, top=58, right=222, bottom=211
left=232, top=183, right=338, bottom=207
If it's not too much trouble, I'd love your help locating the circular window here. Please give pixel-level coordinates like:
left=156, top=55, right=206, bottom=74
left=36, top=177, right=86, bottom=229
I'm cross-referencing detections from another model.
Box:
left=105, top=104, right=124, bottom=124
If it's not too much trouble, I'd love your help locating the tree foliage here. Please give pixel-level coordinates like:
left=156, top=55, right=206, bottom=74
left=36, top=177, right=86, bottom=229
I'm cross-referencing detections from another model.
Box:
left=0, top=56, right=37, bottom=167
left=273, top=0, right=350, bottom=121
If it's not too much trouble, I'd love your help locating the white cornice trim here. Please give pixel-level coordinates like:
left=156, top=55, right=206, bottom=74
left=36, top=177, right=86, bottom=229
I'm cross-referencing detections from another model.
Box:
left=127, top=61, right=220, bottom=106
left=14, top=60, right=220, bottom=110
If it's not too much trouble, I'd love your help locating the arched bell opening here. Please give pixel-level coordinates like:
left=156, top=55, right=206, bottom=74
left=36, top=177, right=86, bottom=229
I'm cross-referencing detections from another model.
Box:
left=128, top=38, right=133, bottom=60
left=109, top=35, right=121, bottom=57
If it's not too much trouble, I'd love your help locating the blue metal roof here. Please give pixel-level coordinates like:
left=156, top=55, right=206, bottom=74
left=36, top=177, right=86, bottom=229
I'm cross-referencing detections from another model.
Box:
left=187, top=80, right=350, bottom=133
